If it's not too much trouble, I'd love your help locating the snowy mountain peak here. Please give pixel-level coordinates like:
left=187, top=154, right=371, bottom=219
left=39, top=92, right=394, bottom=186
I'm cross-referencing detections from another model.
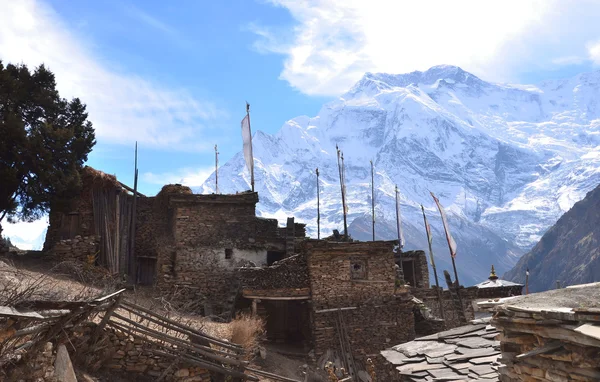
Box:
left=202, top=66, right=600, bottom=286
left=349, top=65, right=487, bottom=97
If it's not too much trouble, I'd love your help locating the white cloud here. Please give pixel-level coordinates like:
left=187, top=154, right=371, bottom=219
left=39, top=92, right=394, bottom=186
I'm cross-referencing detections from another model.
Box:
left=587, top=40, right=600, bottom=64
left=254, top=0, right=600, bottom=95
left=142, top=167, right=214, bottom=188
left=2, top=217, right=48, bottom=251
left=0, top=0, right=224, bottom=151
left=552, top=56, right=586, bottom=66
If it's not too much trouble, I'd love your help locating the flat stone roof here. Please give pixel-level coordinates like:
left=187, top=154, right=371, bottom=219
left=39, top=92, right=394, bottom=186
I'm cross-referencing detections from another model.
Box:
left=381, top=318, right=501, bottom=381
left=497, top=282, right=600, bottom=311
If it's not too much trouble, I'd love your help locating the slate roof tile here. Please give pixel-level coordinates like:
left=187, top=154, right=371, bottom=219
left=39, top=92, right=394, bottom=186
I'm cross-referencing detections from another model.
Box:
left=381, top=321, right=503, bottom=381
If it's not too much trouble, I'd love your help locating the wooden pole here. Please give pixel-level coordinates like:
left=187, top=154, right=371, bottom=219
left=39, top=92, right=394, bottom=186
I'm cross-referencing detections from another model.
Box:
left=370, top=160, right=375, bottom=241
left=109, top=314, right=247, bottom=367
left=341, top=152, right=348, bottom=239
left=151, top=348, right=258, bottom=381
left=246, top=102, right=254, bottom=192
left=120, top=300, right=243, bottom=352
left=395, top=185, right=403, bottom=274
left=215, top=144, right=219, bottom=194
left=421, top=205, right=444, bottom=320
left=130, top=142, right=138, bottom=284
left=316, top=168, right=320, bottom=240
left=336, top=146, right=348, bottom=239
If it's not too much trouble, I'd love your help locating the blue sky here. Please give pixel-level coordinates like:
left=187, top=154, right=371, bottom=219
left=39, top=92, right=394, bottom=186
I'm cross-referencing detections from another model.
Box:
left=2, top=0, right=600, bottom=247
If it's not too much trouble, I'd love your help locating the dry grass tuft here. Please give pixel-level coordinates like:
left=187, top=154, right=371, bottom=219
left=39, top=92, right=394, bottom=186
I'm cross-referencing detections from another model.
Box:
left=229, top=313, right=265, bottom=355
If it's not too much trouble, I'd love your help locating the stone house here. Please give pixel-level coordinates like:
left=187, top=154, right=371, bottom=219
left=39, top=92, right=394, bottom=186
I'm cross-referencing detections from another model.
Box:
left=45, top=166, right=306, bottom=316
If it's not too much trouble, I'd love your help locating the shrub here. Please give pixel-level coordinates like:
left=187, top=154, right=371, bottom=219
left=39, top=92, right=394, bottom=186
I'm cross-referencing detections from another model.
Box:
left=229, top=314, right=265, bottom=357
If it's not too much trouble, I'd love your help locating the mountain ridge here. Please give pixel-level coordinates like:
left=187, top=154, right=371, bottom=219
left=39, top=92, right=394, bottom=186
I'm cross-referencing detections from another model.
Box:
left=504, top=183, right=600, bottom=291
left=200, top=65, right=600, bottom=286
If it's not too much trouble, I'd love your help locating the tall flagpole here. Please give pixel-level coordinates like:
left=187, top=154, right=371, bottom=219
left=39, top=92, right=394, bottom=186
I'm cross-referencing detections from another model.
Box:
left=341, top=152, right=348, bottom=239
left=214, top=144, right=219, bottom=194
left=395, top=185, right=403, bottom=274
left=421, top=205, right=440, bottom=288
left=370, top=160, right=375, bottom=241
left=336, top=145, right=348, bottom=239
left=421, top=204, right=445, bottom=320
left=316, top=168, right=321, bottom=240
left=246, top=102, right=255, bottom=192
left=130, top=141, right=139, bottom=284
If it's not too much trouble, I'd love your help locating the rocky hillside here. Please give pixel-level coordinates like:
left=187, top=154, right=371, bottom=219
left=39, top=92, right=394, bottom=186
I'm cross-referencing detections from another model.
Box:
left=200, top=65, right=600, bottom=286
left=504, top=184, right=600, bottom=292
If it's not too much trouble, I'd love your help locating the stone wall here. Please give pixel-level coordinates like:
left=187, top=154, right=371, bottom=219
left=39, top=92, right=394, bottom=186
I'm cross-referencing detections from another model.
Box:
left=313, top=295, right=415, bottom=358
left=74, top=322, right=212, bottom=381
left=49, top=235, right=99, bottom=262
left=44, top=174, right=97, bottom=251
left=305, top=240, right=416, bottom=358
left=239, top=254, right=310, bottom=291
left=412, top=286, right=477, bottom=329
left=493, top=300, right=600, bottom=382
left=306, top=241, right=397, bottom=309
left=171, top=192, right=270, bottom=249
left=160, top=247, right=240, bottom=314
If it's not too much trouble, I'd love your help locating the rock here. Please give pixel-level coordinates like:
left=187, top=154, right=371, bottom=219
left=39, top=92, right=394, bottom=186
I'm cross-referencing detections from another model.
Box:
left=175, top=368, right=190, bottom=377
left=54, top=344, right=77, bottom=382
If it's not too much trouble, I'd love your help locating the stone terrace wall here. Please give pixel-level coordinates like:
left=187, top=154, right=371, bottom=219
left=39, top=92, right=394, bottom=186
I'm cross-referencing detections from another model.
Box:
left=305, top=240, right=416, bottom=358
left=74, top=322, right=212, bottom=381
left=49, top=235, right=99, bottom=262
left=411, top=287, right=476, bottom=329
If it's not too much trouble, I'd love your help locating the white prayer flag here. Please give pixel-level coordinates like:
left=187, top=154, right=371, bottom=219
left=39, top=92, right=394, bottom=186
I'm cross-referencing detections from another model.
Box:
left=430, top=192, right=457, bottom=258
left=241, top=114, right=254, bottom=179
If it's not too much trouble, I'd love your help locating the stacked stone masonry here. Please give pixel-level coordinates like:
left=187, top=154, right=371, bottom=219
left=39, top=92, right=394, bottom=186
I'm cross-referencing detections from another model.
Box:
left=304, top=240, right=417, bottom=358
left=73, top=322, right=212, bottom=381
left=412, top=287, right=477, bottom=329
left=492, top=287, right=600, bottom=382
left=49, top=235, right=100, bottom=263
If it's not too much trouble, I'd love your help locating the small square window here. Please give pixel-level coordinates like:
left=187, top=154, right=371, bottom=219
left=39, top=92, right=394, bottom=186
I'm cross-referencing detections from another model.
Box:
left=350, top=260, right=367, bottom=280
left=225, top=248, right=233, bottom=259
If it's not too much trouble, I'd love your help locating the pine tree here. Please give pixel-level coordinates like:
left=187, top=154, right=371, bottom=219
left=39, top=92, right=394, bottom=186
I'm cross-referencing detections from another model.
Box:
left=0, top=61, right=96, bottom=226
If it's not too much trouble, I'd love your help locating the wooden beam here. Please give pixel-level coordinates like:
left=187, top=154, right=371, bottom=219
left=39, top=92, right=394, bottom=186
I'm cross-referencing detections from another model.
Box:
left=246, top=367, right=302, bottom=382
left=91, top=294, right=123, bottom=345
left=315, top=307, right=357, bottom=314
left=93, top=288, right=126, bottom=303
left=118, top=181, right=146, bottom=197
left=121, top=300, right=243, bottom=352
left=152, top=349, right=258, bottom=381
left=116, top=305, right=238, bottom=358
left=242, top=295, right=310, bottom=301
left=109, top=314, right=247, bottom=367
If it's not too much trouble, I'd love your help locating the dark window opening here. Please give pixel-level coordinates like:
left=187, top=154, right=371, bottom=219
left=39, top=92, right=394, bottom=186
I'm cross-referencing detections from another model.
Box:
left=225, top=248, right=233, bottom=259
left=350, top=260, right=367, bottom=280
left=267, top=251, right=285, bottom=266
left=402, top=260, right=417, bottom=287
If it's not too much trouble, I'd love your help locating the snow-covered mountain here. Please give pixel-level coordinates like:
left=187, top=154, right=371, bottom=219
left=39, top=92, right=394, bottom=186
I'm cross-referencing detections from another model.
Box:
left=199, top=65, right=600, bottom=286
